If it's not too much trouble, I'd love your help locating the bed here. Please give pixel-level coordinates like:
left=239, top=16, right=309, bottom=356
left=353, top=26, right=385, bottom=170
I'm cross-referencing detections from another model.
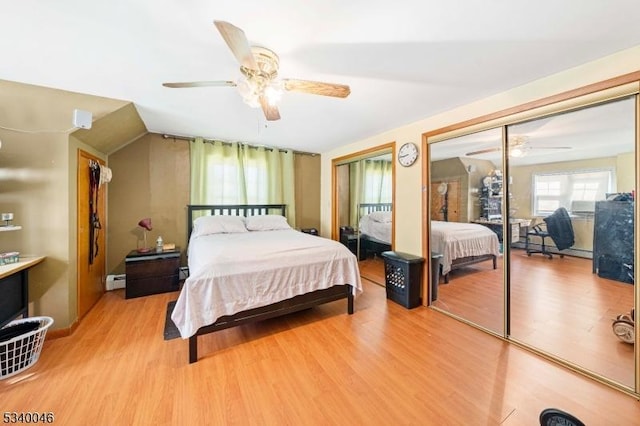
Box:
left=358, top=203, right=392, bottom=257
left=430, top=220, right=500, bottom=283
left=171, top=204, right=362, bottom=363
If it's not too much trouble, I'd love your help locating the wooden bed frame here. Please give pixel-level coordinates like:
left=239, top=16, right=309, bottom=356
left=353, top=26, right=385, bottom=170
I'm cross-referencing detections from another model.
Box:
left=358, top=203, right=392, bottom=258
left=443, top=254, right=497, bottom=283
left=184, top=204, right=354, bottom=363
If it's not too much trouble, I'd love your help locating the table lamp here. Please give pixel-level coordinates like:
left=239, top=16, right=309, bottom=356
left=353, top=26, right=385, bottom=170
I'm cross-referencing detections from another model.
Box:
left=137, top=218, right=153, bottom=253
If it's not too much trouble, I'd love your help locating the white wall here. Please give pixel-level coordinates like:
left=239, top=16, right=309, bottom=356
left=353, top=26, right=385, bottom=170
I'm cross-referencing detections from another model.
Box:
left=321, top=44, right=640, bottom=257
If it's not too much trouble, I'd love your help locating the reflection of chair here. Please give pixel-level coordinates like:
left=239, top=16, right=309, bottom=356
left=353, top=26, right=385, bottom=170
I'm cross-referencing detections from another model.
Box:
left=526, top=207, right=575, bottom=259
left=539, top=408, right=585, bottom=426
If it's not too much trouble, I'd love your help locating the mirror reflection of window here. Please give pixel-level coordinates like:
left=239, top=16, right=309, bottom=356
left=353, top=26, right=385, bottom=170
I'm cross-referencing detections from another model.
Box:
left=334, top=147, right=394, bottom=287
left=426, top=86, right=638, bottom=396
left=355, top=156, right=393, bottom=278
left=508, top=95, right=636, bottom=389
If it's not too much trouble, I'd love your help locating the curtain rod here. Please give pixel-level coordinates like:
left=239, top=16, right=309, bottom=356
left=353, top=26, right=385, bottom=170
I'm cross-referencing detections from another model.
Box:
left=161, top=134, right=318, bottom=157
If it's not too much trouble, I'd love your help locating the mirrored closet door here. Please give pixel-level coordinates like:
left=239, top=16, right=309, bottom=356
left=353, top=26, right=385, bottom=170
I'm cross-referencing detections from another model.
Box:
left=426, top=83, right=638, bottom=395
left=507, top=96, right=636, bottom=389
left=334, top=145, right=394, bottom=286
left=428, top=128, right=505, bottom=335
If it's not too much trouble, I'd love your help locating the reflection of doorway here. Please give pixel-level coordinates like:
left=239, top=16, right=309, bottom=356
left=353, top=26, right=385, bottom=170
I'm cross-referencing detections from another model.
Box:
left=430, top=180, right=460, bottom=222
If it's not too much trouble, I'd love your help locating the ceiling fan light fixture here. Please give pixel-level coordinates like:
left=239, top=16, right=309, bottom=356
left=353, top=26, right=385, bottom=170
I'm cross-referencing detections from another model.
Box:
left=236, top=76, right=261, bottom=108
left=510, top=147, right=526, bottom=158
left=264, top=81, right=284, bottom=106
left=508, top=134, right=529, bottom=158
left=162, top=21, right=350, bottom=121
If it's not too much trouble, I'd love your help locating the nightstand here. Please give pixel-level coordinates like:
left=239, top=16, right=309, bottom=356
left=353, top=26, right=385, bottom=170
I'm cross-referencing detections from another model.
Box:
left=125, top=248, right=180, bottom=299
left=341, top=233, right=358, bottom=255
left=300, top=228, right=318, bottom=236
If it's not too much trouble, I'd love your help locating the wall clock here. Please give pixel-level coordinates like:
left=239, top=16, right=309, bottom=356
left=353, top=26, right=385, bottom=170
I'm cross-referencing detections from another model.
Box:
left=398, top=142, right=419, bottom=167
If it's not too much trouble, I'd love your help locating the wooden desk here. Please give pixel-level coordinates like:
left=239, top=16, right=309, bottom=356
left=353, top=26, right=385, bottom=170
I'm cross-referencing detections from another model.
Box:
left=471, top=219, right=528, bottom=244
left=0, top=256, right=45, bottom=328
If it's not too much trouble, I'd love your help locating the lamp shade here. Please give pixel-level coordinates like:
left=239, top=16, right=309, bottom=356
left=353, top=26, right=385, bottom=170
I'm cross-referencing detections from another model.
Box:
left=138, top=218, right=152, bottom=231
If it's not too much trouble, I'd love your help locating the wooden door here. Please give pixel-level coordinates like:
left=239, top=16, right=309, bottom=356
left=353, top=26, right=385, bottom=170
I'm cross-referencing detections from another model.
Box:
left=77, top=150, right=106, bottom=319
left=430, top=179, right=460, bottom=222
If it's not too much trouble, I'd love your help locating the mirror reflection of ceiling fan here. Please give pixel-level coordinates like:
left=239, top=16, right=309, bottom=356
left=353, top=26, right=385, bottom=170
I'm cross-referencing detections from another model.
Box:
left=162, top=21, right=351, bottom=121
left=465, top=135, right=571, bottom=158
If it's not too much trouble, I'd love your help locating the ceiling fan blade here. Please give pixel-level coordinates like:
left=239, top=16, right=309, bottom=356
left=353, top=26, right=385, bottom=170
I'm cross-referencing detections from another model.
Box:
left=466, top=147, right=501, bottom=156
left=259, top=96, right=281, bottom=121
left=283, top=79, right=351, bottom=98
left=214, top=20, right=259, bottom=70
left=162, top=81, right=236, bottom=88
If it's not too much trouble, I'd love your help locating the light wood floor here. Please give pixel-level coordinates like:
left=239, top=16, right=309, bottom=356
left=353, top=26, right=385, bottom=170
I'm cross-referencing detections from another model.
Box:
left=358, top=256, right=386, bottom=286
left=433, top=249, right=636, bottom=388
left=2, top=279, right=639, bottom=425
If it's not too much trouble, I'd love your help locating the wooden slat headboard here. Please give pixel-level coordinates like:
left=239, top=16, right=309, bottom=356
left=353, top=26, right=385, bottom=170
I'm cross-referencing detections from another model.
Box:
left=358, top=203, right=392, bottom=216
left=187, top=204, right=287, bottom=239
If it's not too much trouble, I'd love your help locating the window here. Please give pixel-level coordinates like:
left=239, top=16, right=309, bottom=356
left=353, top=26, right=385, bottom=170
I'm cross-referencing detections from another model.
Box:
left=190, top=139, right=296, bottom=221
left=361, top=160, right=392, bottom=203
left=532, top=169, right=613, bottom=216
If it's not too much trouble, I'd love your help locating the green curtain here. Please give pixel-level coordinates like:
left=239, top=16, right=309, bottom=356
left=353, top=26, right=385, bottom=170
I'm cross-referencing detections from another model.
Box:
left=190, top=138, right=296, bottom=227
left=349, top=161, right=362, bottom=228
left=349, top=159, right=392, bottom=227
left=362, top=159, right=392, bottom=203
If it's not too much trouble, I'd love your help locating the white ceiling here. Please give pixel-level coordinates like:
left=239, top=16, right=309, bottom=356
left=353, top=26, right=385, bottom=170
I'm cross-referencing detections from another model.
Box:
left=2, top=1, right=640, bottom=153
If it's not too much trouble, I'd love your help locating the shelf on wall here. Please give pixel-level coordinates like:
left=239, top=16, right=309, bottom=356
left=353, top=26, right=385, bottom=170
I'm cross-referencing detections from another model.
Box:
left=0, top=226, right=22, bottom=232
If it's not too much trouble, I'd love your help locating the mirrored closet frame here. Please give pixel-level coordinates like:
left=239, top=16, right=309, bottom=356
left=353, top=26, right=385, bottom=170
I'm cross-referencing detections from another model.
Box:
left=331, top=142, right=396, bottom=247
left=421, top=73, right=640, bottom=397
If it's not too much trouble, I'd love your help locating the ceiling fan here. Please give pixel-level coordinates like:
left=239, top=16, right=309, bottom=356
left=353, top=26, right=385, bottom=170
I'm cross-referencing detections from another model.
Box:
left=465, top=135, right=571, bottom=158
left=162, top=20, right=351, bottom=121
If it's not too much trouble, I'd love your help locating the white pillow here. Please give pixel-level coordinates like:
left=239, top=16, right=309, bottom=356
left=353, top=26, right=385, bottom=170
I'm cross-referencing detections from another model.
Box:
left=191, top=215, right=247, bottom=237
left=368, top=211, right=392, bottom=223
left=245, top=215, right=291, bottom=231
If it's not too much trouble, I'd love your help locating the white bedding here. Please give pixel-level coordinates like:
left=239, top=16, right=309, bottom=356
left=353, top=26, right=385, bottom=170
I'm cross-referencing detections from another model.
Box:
left=359, top=214, right=392, bottom=244
left=171, top=229, right=362, bottom=338
left=430, top=221, right=501, bottom=275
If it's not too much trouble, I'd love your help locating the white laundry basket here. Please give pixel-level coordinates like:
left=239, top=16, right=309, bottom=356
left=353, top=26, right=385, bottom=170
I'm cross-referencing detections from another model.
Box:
left=0, top=316, right=53, bottom=379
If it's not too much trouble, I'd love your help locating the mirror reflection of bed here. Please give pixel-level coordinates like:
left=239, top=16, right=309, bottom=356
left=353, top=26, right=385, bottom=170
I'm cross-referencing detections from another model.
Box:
left=359, top=203, right=392, bottom=254
left=357, top=203, right=392, bottom=286
left=427, top=94, right=636, bottom=389
left=333, top=146, right=394, bottom=287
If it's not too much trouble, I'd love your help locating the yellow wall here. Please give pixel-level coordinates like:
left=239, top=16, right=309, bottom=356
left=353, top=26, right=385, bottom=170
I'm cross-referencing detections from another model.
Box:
left=617, top=151, right=635, bottom=192
left=0, top=80, right=129, bottom=329
left=320, top=45, right=640, bottom=257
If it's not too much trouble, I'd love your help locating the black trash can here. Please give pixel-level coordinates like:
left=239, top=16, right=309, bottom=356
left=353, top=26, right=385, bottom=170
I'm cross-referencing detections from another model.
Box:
left=381, top=251, right=424, bottom=309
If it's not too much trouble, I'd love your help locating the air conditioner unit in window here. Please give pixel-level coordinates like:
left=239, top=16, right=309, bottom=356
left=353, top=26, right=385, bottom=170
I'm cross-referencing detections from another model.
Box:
left=571, top=200, right=595, bottom=213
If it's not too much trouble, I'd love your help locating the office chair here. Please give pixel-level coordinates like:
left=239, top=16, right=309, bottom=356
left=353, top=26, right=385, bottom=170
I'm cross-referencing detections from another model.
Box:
left=526, top=207, right=575, bottom=259
left=539, top=408, right=585, bottom=426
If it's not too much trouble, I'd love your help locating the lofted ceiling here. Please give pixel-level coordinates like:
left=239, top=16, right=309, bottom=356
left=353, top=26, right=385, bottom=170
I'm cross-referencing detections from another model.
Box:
left=2, top=1, right=640, bottom=154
